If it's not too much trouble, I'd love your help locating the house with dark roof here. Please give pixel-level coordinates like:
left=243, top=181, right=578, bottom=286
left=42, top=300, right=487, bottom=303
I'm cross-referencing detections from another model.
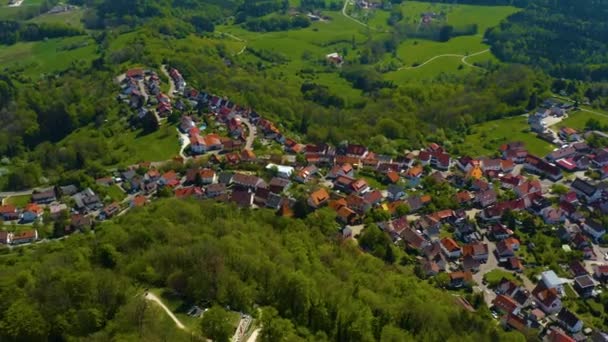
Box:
left=231, top=173, right=266, bottom=190
left=573, top=275, right=595, bottom=298
left=571, top=178, right=602, bottom=203
left=401, top=228, right=429, bottom=251
left=206, top=183, right=227, bottom=198
left=475, top=189, right=497, bottom=208
left=524, top=155, right=562, bottom=181
left=387, top=184, right=405, bottom=202
left=547, top=146, right=577, bottom=162
left=557, top=308, right=583, bottom=333
left=31, top=187, right=57, bottom=204
left=582, top=219, right=606, bottom=242
left=230, top=190, right=254, bottom=208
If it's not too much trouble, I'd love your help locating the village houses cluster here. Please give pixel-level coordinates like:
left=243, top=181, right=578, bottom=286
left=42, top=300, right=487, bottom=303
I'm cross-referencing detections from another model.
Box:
left=4, top=65, right=608, bottom=340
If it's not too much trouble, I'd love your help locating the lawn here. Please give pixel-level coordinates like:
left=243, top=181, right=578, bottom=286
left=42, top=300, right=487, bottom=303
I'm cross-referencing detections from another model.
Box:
left=0, top=36, right=97, bottom=78
left=551, top=108, right=608, bottom=131
left=103, top=185, right=126, bottom=203
left=483, top=269, right=521, bottom=288
left=4, top=194, right=31, bottom=207
left=457, top=115, right=554, bottom=157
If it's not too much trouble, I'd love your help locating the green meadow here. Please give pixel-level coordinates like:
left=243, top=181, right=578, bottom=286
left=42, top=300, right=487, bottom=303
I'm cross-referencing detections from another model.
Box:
left=552, top=108, right=608, bottom=131
left=457, top=115, right=554, bottom=157
left=29, top=8, right=85, bottom=29
left=0, top=36, right=97, bottom=78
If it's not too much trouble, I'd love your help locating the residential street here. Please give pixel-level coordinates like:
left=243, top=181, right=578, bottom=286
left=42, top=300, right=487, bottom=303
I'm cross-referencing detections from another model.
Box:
left=472, top=237, right=500, bottom=306
left=237, top=115, right=256, bottom=150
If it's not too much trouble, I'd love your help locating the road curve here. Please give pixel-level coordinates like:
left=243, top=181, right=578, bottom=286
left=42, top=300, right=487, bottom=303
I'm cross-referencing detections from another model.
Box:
left=144, top=292, right=187, bottom=330
left=461, top=49, right=490, bottom=69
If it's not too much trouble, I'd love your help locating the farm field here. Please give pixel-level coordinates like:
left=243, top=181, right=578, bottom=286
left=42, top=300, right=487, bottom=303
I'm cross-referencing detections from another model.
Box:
left=457, top=115, right=554, bottom=157
left=0, top=36, right=97, bottom=78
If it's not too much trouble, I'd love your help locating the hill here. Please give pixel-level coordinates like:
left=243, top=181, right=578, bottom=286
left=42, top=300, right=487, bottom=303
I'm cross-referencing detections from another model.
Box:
left=0, top=199, right=526, bottom=341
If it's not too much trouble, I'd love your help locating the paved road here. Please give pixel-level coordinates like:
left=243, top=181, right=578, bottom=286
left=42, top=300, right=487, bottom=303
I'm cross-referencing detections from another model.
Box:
left=144, top=292, right=187, bottom=330
left=472, top=237, right=500, bottom=306
left=237, top=116, right=256, bottom=150
left=161, top=65, right=177, bottom=96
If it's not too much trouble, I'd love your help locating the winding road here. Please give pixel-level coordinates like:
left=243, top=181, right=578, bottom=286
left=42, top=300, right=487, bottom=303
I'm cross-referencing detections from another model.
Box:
left=399, top=49, right=490, bottom=71
left=144, top=292, right=187, bottom=330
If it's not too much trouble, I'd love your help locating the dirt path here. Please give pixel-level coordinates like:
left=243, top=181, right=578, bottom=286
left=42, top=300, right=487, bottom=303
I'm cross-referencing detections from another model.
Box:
left=461, top=49, right=490, bottom=69
left=246, top=329, right=260, bottom=342
left=342, top=0, right=376, bottom=29
left=217, top=32, right=247, bottom=56
left=144, top=292, right=187, bottom=330
left=399, top=49, right=489, bottom=71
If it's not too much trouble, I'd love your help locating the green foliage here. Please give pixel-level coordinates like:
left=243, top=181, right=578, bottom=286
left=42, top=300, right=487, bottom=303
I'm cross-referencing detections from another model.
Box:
left=0, top=199, right=517, bottom=340
left=200, top=305, right=233, bottom=342
left=486, top=0, right=608, bottom=81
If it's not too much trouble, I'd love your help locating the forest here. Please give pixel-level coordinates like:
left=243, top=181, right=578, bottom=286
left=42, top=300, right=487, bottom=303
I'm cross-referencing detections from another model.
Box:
left=484, top=0, right=608, bottom=81
left=0, top=199, right=528, bottom=341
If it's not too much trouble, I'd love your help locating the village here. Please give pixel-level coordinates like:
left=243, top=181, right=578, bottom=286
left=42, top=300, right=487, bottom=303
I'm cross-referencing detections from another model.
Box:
left=2, top=65, right=608, bottom=341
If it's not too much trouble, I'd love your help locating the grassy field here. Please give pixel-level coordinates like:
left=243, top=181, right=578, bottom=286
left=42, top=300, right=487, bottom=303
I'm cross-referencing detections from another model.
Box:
left=4, top=194, right=31, bottom=207
left=149, top=288, right=242, bottom=335
left=29, top=8, right=85, bottom=29
left=551, top=108, right=608, bottom=131
left=398, top=1, right=519, bottom=33
left=0, top=36, right=97, bottom=78
left=108, top=125, right=180, bottom=165
left=0, top=0, right=45, bottom=19
left=457, top=116, right=554, bottom=157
